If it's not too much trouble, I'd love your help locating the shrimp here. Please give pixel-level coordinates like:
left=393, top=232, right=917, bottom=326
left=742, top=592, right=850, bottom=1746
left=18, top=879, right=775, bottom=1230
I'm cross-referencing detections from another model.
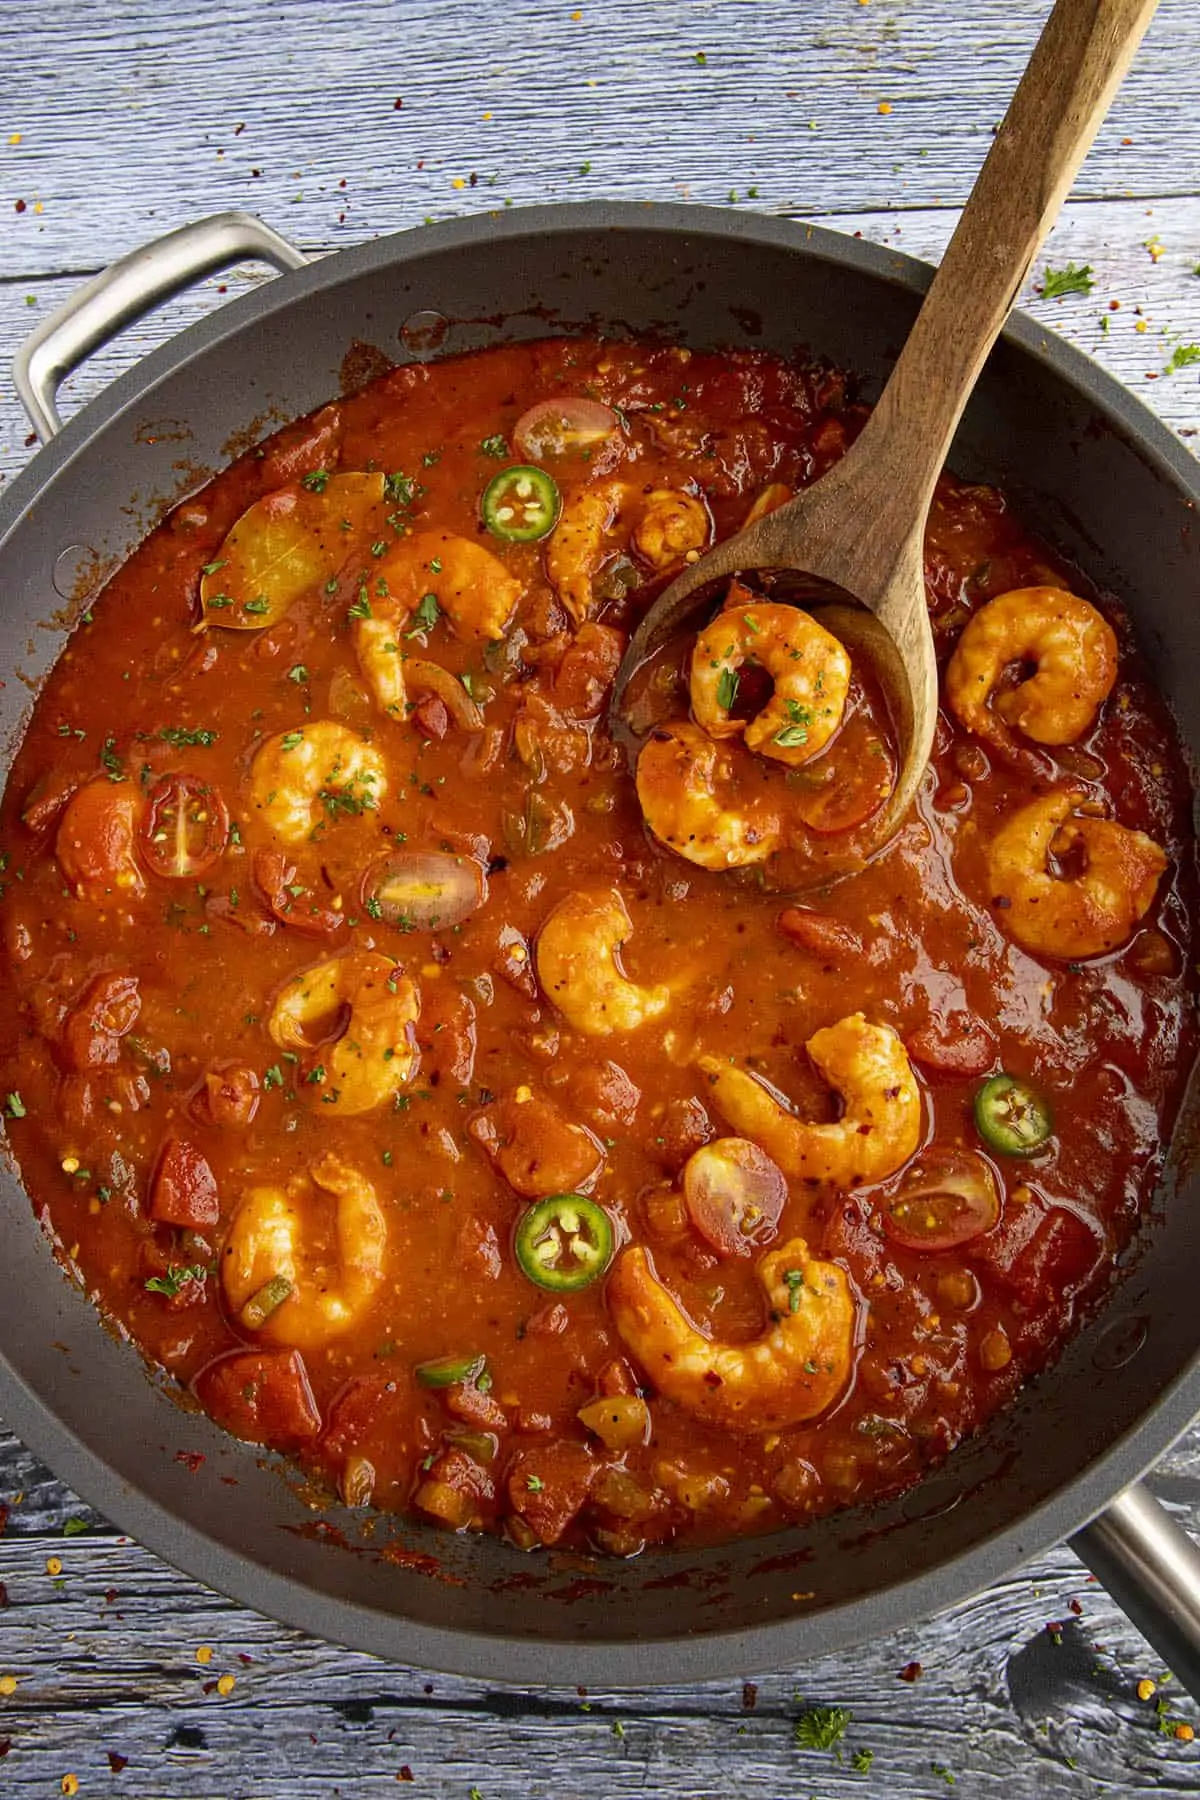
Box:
left=945, top=586, right=1118, bottom=756
left=985, top=788, right=1166, bottom=959
left=249, top=721, right=387, bottom=844
left=372, top=529, right=521, bottom=642
left=608, top=1238, right=856, bottom=1430
left=269, top=951, right=420, bottom=1113
left=697, top=1012, right=921, bottom=1187
left=545, top=479, right=623, bottom=624
left=690, top=599, right=851, bottom=768
left=636, top=719, right=780, bottom=870
left=546, top=481, right=710, bottom=622
left=221, top=1151, right=386, bottom=1348
left=631, top=489, right=711, bottom=570
left=536, top=888, right=671, bottom=1036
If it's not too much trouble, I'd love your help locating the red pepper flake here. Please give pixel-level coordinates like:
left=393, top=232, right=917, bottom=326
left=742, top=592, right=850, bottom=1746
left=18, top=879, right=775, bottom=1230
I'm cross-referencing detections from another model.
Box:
left=1046, top=1620, right=1064, bottom=1644
left=104, top=1589, right=118, bottom=1606
left=175, top=1451, right=205, bottom=1474
left=394, top=98, right=403, bottom=110
left=898, top=1660, right=923, bottom=1682
left=0, top=1584, right=8, bottom=1609
left=742, top=1681, right=758, bottom=1709
left=237, top=1653, right=254, bottom=1666
left=14, top=199, right=26, bottom=213
left=397, top=1770, right=414, bottom=1784
left=0, top=1739, right=10, bottom=1759
left=1069, top=1598, right=1083, bottom=1615
left=107, top=1751, right=129, bottom=1773
left=0, top=1504, right=8, bottom=1536
left=234, top=123, right=245, bottom=136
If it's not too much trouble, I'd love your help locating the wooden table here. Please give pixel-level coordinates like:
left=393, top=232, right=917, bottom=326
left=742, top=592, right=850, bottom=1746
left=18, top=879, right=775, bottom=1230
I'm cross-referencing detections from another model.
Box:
left=2, top=2, right=1200, bottom=1793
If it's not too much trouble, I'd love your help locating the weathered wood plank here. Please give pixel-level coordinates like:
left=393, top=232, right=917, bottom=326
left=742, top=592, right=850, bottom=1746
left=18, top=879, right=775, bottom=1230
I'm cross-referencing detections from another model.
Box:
left=1, top=195, right=1197, bottom=492
left=4, top=0, right=1200, bottom=280
left=1, top=1422, right=1199, bottom=1796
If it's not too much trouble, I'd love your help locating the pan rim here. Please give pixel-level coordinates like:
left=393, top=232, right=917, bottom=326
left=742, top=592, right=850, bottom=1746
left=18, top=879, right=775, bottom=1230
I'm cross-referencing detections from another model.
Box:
left=1, top=199, right=1197, bottom=1684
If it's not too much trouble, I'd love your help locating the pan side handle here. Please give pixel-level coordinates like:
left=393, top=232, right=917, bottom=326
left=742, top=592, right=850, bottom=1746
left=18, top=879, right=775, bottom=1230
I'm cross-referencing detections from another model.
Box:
left=13, top=211, right=308, bottom=441
left=1072, top=1481, right=1200, bottom=1703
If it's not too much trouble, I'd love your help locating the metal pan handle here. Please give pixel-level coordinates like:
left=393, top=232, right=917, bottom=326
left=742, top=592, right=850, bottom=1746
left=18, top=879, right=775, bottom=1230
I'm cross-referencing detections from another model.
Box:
left=13, top=210, right=308, bottom=441
left=1072, top=1481, right=1200, bottom=1701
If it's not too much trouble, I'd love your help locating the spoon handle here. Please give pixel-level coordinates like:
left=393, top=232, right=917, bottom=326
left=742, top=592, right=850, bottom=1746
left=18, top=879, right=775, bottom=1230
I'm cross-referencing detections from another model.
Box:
left=837, top=0, right=1159, bottom=592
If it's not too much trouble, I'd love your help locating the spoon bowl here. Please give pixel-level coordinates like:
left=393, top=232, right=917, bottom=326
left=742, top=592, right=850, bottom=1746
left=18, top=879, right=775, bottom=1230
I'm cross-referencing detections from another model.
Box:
left=611, top=0, right=1159, bottom=877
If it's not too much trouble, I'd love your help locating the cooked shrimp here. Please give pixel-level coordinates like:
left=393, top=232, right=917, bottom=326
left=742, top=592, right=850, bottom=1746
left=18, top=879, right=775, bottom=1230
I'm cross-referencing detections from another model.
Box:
left=545, top=479, right=623, bottom=624
left=249, top=721, right=387, bottom=844
left=636, top=719, right=780, bottom=870
left=985, top=788, right=1166, bottom=959
left=222, top=1152, right=386, bottom=1348
left=547, top=482, right=710, bottom=621
left=373, top=529, right=521, bottom=642
left=697, top=1012, right=921, bottom=1186
left=269, top=951, right=420, bottom=1112
left=608, top=1237, right=856, bottom=1429
left=946, top=586, right=1118, bottom=755
left=352, top=609, right=407, bottom=717
left=691, top=600, right=851, bottom=767
left=631, top=488, right=711, bottom=570
left=536, top=888, right=671, bottom=1036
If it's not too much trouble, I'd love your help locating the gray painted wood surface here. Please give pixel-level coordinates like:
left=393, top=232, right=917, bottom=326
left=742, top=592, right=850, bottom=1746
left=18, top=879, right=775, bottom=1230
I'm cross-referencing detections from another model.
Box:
left=2, top=1, right=1200, bottom=1793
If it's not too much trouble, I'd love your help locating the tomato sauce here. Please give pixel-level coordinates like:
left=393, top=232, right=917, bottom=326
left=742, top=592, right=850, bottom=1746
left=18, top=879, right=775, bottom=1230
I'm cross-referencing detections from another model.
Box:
left=0, top=335, right=1194, bottom=1556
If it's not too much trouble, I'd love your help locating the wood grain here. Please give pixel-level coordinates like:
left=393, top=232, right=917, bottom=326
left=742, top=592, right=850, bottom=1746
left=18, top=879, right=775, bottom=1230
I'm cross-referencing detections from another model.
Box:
left=2, top=1, right=1200, bottom=1794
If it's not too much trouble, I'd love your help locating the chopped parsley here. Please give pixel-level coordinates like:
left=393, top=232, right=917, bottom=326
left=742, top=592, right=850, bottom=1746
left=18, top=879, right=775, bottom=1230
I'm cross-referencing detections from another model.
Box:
left=301, top=469, right=330, bottom=493
left=144, top=1263, right=206, bottom=1298
left=99, top=737, right=126, bottom=782
left=783, top=1268, right=805, bottom=1313
left=286, top=664, right=310, bottom=683
left=280, top=731, right=305, bottom=750
left=384, top=470, right=416, bottom=505
left=158, top=726, right=217, bottom=748
left=347, top=589, right=373, bottom=621
left=243, top=597, right=271, bottom=616
left=851, top=1748, right=874, bottom=1774
left=525, top=1474, right=544, bottom=1492
left=1041, top=262, right=1094, bottom=299
left=1165, top=343, right=1200, bottom=375
left=262, top=1064, right=285, bottom=1090
left=408, top=591, right=441, bottom=635
left=62, top=1517, right=90, bottom=1537
left=4, top=1092, right=25, bottom=1119
left=479, top=434, right=508, bottom=458
left=794, top=1705, right=851, bottom=1752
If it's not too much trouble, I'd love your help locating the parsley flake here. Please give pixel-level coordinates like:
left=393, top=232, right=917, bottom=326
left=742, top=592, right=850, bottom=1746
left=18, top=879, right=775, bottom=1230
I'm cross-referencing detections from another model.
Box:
left=1041, top=262, right=1094, bottom=299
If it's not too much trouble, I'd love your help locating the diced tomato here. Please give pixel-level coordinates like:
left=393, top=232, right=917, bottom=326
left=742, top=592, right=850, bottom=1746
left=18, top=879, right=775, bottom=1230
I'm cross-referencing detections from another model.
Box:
left=444, top=1381, right=509, bottom=1432
left=776, top=907, right=862, bottom=961
left=419, top=989, right=477, bottom=1088
left=195, top=1349, right=321, bottom=1447
left=193, top=1062, right=261, bottom=1130
left=468, top=1090, right=602, bottom=1199
left=906, top=1012, right=995, bottom=1079
left=320, top=1373, right=409, bottom=1463
left=552, top=623, right=624, bottom=720
left=412, top=694, right=450, bottom=740
left=60, top=973, right=141, bottom=1071
left=56, top=780, right=146, bottom=901
left=149, top=1137, right=219, bottom=1229
left=258, top=403, right=343, bottom=489
left=413, top=1448, right=495, bottom=1530
left=648, top=1095, right=713, bottom=1171
left=506, top=1440, right=598, bottom=1545
left=1004, top=1208, right=1103, bottom=1309
left=253, top=850, right=344, bottom=936
left=140, top=773, right=229, bottom=879
left=21, top=765, right=81, bottom=834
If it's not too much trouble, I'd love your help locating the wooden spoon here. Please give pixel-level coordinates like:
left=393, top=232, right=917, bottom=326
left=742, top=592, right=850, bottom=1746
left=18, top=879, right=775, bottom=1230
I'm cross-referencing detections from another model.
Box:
left=612, top=0, right=1159, bottom=858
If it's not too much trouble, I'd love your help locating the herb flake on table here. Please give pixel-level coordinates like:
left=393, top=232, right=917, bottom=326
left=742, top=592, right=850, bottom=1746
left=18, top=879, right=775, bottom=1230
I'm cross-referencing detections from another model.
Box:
left=1041, top=261, right=1094, bottom=298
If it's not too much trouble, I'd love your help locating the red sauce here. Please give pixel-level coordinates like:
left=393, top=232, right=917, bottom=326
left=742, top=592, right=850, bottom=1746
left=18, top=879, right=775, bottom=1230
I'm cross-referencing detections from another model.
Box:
left=0, top=335, right=1193, bottom=1556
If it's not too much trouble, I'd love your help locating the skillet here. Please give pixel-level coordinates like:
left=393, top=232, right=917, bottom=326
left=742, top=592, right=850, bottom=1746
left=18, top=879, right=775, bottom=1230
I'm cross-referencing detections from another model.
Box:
left=2, top=202, right=1200, bottom=1690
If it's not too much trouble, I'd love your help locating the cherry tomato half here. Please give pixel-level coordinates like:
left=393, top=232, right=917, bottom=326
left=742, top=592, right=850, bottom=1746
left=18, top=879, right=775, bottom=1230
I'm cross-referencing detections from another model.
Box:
left=361, top=851, right=487, bottom=931
left=140, top=773, right=230, bottom=879
left=683, top=1136, right=787, bottom=1258
left=513, top=397, right=619, bottom=463
left=880, top=1149, right=1001, bottom=1253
